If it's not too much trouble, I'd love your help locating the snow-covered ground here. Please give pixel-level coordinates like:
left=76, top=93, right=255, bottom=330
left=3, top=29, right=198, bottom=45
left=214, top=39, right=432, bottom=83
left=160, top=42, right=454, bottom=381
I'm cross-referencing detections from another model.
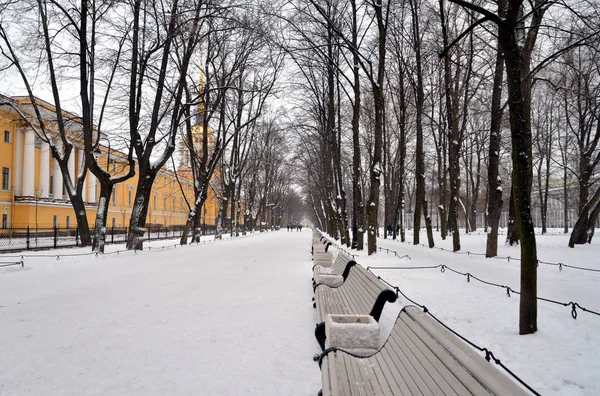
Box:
left=348, top=230, right=599, bottom=396
left=2, top=228, right=599, bottom=395
left=0, top=231, right=322, bottom=395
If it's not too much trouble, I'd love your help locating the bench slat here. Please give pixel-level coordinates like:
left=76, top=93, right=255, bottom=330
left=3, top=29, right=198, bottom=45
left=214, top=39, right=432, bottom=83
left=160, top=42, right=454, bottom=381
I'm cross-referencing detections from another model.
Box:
left=405, top=307, right=527, bottom=395
left=387, top=325, right=440, bottom=395
left=376, top=347, right=414, bottom=395
left=401, top=312, right=489, bottom=395
left=393, top=317, right=465, bottom=395
left=357, top=356, right=389, bottom=396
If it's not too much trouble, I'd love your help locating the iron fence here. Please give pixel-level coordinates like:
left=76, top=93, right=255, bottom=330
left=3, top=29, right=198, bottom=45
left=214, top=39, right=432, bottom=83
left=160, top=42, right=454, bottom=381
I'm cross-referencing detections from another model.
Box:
left=0, top=224, right=222, bottom=253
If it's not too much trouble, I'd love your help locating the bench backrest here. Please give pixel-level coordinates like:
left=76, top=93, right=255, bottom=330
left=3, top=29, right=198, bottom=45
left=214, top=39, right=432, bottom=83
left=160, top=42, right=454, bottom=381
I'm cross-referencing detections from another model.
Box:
left=331, top=251, right=354, bottom=275
left=391, top=306, right=529, bottom=395
left=316, top=263, right=396, bottom=323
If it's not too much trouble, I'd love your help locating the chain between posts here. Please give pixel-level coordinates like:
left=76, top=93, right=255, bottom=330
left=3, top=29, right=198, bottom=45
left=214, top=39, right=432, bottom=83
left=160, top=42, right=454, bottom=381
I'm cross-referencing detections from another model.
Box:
left=390, top=238, right=600, bottom=272
left=366, top=263, right=599, bottom=320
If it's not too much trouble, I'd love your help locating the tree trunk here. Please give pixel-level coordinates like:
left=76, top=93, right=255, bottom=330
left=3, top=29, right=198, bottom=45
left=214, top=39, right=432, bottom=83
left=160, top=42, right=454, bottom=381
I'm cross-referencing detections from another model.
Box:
left=569, top=185, right=600, bottom=247
left=215, top=198, right=224, bottom=239
left=126, top=168, right=156, bottom=250
left=437, top=81, right=448, bottom=240
left=506, top=187, right=520, bottom=245
left=499, top=14, right=537, bottom=335
left=180, top=183, right=209, bottom=245
left=585, top=198, right=600, bottom=243
left=69, top=191, right=92, bottom=247
left=440, top=0, right=461, bottom=252
left=563, top=163, right=569, bottom=233
left=423, top=197, right=435, bottom=248
left=486, top=42, right=505, bottom=257
left=367, top=88, right=383, bottom=255
left=366, top=0, right=387, bottom=255
left=390, top=44, right=407, bottom=244
left=411, top=0, right=424, bottom=246
left=350, top=0, right=363, bottom=251
left=92, top=183, right=112, bottom=253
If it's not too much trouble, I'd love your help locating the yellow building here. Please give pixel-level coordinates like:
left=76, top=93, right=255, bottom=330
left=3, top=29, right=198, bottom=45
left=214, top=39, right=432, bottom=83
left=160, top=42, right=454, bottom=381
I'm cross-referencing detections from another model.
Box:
left=0, top=94, right=219, bottom=230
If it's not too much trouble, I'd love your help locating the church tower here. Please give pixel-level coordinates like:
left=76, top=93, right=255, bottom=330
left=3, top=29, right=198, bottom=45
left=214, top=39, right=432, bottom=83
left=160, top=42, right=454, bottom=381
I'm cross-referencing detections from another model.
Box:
left=178, top=57, right=207, bottom=171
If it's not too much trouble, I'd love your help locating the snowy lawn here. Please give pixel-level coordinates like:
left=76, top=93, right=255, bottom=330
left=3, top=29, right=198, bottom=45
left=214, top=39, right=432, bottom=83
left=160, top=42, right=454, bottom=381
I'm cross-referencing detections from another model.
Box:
left=339, top=230, right=600, bottom=396
left=0, top=231, right=321, bottom=395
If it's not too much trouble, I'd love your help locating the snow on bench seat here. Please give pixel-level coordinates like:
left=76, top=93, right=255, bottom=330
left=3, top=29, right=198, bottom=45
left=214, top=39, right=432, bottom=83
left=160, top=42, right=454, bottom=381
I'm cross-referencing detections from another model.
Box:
left=318, top=306, right=529, bottom=396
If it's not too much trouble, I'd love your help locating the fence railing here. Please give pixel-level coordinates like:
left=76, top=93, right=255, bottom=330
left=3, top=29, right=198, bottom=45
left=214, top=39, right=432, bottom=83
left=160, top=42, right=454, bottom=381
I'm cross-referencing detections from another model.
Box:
left=0, top=224, right=223, bottom=252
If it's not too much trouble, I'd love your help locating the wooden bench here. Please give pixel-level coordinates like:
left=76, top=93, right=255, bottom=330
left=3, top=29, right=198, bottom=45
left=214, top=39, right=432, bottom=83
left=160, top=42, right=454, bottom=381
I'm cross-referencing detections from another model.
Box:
left=317, top=306, right=529, bottom=396
left=312, top=235, right=332, bottom=255
left=313, top=263, right=397, bottom=350
left=312, top=251, right=357, bottom=289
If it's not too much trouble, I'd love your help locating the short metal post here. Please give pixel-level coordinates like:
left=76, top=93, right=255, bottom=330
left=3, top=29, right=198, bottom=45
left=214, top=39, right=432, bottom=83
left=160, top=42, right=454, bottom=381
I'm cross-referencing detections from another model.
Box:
left=111, top=226, right=114, bottom=243
left=53, top=226, right=58, bottom=248
left=76, top=227, right=79, bottom=247
left=26, top=226, right=30, bottom=250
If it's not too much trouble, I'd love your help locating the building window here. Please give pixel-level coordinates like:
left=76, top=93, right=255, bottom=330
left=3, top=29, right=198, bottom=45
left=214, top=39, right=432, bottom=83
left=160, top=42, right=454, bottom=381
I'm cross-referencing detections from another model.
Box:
left=53, top=215, right=58, bottom=228
left=163, top=194, right=167, bottom=209
left=50, top=175, right=54, bottom=195
left=128, top=189, right=132, bottom=206
left=164, top=177, right=167, bottom=187
left=112, top=186, right=117, bottom=204
left=1, top=167, right=9, bottom=190
left=173, top=197, right=176, bottom=210
left=112, top=217, right=116, bottom=228
left=153, top=193, right=157, bottom=209
left=66, top=216, right=70, bottom=228
left=4, top=130, right=10, bottom=143
left=2, top=213, right=7, bottom=228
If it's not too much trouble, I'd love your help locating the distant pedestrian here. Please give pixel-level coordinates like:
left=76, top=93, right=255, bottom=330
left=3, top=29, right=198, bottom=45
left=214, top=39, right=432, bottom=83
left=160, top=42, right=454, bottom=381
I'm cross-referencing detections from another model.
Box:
left=387, top=224, right=392, bottom=236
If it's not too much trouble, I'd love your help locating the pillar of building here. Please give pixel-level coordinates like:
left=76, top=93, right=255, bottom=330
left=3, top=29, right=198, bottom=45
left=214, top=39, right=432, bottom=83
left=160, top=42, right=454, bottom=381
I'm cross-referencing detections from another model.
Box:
left=22, top=129, right=35, bottom=197
left=13, top=128, right=23, bottom=196
left=87, top=172, right=96, bottom=203
left=39, top=141, right=50, bottom=198
left=78, top=148, right=87, bottom=202
left=52, top=139, right=63, bottom=199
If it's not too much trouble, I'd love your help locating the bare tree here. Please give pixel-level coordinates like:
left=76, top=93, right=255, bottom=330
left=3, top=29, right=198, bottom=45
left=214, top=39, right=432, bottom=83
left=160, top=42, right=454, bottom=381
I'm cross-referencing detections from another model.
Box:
left=447, top=0, right=543, bottom=334
left=409, top=0, right=434, bottom=248
left=0, top=0, right=136, bottom=250
left=124, top=0, right=208, bottom=250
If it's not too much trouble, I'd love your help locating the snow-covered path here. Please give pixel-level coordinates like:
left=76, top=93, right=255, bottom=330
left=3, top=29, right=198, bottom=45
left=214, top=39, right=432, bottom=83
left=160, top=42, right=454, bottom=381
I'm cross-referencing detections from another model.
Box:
left=0, top=231, right=321, bottom=395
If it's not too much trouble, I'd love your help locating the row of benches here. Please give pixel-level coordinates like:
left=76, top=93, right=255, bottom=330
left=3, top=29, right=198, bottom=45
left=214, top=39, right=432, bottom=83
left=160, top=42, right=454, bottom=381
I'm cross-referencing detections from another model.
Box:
left=311, top=230, right=529, bottom=396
